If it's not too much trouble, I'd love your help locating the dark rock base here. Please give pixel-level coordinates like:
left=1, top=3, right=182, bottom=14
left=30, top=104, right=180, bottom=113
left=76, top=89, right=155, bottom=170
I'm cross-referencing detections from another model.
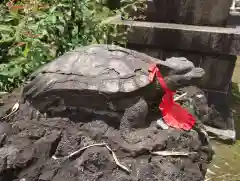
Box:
left=179, top=86, right=236, bottom=144
left=0, top=90, right=213, bottom=181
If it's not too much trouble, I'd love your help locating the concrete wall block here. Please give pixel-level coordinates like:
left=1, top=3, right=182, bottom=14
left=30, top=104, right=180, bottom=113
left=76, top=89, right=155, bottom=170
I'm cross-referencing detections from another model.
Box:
left=203, top=87, right=234, bottom=130
left=128, top=0, right=232, bottom=27
left=127, top=45, right=164, bottom=59
left=199, top=55, right=236, bottom=91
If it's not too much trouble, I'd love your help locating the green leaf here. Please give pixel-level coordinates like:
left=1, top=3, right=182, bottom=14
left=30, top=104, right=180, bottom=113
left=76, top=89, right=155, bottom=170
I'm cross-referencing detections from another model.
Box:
left=50, top=15, right=57, bottom=24
left=23, top=42, right=30, bottom=57
left=0, top=0, right=140, bottom=91
left=0, top=25, right=15, bottom=33
left=56, top=25, right=65, bottom=34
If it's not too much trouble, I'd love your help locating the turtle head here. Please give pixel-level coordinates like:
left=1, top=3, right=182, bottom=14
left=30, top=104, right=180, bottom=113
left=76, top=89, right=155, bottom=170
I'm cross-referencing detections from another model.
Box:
left=154, top=57, right=205, bottom=92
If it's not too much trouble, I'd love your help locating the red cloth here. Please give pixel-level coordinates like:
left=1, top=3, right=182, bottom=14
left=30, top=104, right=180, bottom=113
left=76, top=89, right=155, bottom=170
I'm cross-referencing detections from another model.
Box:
left=148, top=64, right=196, bottom=130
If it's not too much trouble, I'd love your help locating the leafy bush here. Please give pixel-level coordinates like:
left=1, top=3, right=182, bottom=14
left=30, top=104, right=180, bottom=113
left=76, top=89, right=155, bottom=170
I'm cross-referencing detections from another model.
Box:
left=0, top=0, right=145, bottom=92
left=233, top=82, right=240, bottom=104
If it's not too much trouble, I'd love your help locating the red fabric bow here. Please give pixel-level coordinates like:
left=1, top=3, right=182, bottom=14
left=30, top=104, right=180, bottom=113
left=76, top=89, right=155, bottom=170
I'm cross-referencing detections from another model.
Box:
left=149, top=64, right=196, bottom=131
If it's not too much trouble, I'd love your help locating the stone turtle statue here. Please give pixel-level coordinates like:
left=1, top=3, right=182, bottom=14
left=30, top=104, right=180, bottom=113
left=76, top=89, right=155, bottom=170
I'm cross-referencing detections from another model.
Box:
left=21, top=44, right=205, bottom=143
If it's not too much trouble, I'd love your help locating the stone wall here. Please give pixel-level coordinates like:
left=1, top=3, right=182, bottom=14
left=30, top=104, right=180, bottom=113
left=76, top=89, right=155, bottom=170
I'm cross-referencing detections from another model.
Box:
left=133, top=0, right=233, bottom=26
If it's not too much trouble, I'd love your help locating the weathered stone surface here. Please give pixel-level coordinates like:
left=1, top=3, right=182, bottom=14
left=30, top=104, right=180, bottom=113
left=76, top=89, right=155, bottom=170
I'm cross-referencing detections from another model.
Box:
left=110, top=16, right=240, bottom=56
left=205, top=88, right=234, bottom=128
left=0, top=134, right=6, bottom=148
left=0, top=89, right=214, bottom=181
left=38, top=169, right=58, bottom=181
left=0, top=156, right=7, bottom=175
left=129, top=0, right=233, bottom=27
left=199, top=55, right=236, bottom=91
left=204, top=125, right=236, bottom=144
left=178, top=86, right=236, bottom=143
left=0, top=122, right=13, bottom=136
left=186, top=87, right=231, bottom=131
left=227, top=11, right=240, bottom=27
left=14, top=131, right=62, bottom=170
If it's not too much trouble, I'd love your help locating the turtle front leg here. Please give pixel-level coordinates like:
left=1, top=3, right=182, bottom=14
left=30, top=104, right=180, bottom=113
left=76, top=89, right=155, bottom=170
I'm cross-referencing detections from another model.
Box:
left=120, top=98, right=148, bottom=144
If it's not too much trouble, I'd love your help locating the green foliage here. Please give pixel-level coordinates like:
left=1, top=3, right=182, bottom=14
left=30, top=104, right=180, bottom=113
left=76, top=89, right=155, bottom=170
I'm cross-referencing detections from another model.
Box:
left=0, top=0, right=145, bottom=92
left=232, top=82, right=240, bottom=104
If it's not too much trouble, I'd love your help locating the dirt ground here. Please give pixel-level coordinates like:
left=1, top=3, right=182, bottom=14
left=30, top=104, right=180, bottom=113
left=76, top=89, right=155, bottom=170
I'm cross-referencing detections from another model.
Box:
left=232, top=59, right=240, bottom=85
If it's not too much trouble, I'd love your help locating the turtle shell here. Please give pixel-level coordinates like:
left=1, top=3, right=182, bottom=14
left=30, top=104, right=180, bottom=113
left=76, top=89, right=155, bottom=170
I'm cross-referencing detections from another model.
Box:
left=22, top=44, right=158, bottom=111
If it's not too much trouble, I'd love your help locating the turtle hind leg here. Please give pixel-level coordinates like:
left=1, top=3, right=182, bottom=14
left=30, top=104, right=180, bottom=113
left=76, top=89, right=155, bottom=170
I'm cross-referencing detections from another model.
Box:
left=120, top=98, right=148, bottom=144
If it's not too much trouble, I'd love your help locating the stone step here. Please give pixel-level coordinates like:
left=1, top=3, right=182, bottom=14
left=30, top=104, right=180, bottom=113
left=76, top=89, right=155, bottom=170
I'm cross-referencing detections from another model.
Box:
left=109, top=15, right=240, bottom=56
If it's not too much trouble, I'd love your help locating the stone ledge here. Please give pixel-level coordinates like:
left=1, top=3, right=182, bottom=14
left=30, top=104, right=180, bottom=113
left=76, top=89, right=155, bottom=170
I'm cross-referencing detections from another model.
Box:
left=230, top=10, right=240, bottom=16
left=203, top=102, right=236, bottom=145
left=109, top=15, right=240, bottom=56
left=204, top=125, right=236, bottom=144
